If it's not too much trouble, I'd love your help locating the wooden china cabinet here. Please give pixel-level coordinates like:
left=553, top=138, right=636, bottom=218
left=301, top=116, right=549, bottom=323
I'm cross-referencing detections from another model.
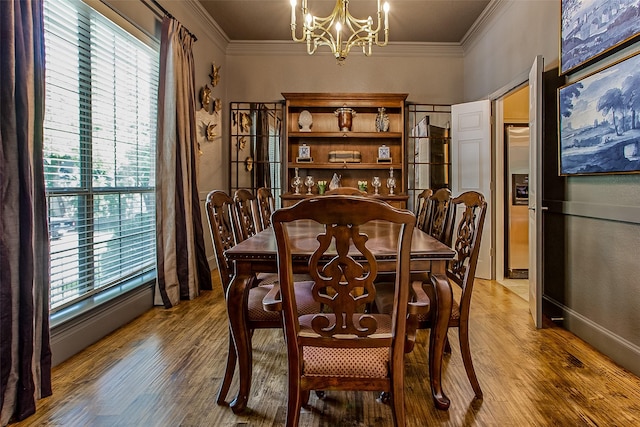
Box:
left=281, top=93, right=408, bottom=208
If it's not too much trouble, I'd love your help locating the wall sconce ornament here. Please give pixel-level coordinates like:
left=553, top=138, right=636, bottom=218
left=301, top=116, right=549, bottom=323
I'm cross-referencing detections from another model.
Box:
left=205, top=122, right=217, bottom=141
left=241, top=112, right=252, bottom=132
left=209, top=63, right=221, bottom=87
left=200, top=85, right=211, bottom=110
left=244, top=156, right=254, bottom=171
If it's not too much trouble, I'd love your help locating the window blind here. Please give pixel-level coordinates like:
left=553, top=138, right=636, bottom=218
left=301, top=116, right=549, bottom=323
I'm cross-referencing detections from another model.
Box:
left=43, top=0, right=159, bottom=312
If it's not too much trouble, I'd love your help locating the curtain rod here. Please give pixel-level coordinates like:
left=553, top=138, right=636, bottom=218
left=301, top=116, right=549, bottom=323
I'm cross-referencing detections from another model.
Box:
left=142, top=0, right=198, bottom=41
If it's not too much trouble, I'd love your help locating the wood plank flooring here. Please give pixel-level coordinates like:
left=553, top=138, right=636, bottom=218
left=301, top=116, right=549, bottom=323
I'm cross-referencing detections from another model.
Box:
left=14, top=276, right=640, bottom=426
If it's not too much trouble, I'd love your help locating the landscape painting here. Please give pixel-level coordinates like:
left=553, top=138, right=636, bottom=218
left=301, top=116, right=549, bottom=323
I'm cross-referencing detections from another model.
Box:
left=559, top=52, right=640, bottom=175
left=561, top=0, right=640, bottom=74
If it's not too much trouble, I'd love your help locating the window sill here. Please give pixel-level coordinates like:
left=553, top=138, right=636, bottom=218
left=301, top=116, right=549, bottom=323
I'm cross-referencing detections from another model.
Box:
left=50, top=270, right=156, bottom=329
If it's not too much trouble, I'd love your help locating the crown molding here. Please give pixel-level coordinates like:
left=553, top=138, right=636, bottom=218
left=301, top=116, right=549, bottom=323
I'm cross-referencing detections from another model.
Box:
left=460, top=0, right=510, bottom=52
left=179, top=0, right=229, bottom=51
left=225, top=41, right=464, bottom=58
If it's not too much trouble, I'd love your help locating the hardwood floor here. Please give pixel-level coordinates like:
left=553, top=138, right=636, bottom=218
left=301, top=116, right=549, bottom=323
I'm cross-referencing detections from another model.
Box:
left=15, top=275, right=640, bottom=426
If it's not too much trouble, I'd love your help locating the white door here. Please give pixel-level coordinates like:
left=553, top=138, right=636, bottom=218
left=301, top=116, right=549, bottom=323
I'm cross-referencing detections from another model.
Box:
left=451, top=100, right=492, bottom=279
left=528, top=55, right=544, bottom=328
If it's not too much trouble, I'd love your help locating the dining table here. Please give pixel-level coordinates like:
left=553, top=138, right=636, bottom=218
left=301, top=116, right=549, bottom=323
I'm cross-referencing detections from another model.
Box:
left=223, top=219, right=456, bottom=413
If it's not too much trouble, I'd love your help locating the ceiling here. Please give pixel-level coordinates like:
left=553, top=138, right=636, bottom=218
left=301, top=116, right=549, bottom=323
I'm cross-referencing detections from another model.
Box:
left=197, top=0, right=491, bottom=44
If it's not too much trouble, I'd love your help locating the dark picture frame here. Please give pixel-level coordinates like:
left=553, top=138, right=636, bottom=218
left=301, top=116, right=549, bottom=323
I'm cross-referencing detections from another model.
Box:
left=559, top=51, right=640, bottom=175
left=561, top=0, right=640, bottom=75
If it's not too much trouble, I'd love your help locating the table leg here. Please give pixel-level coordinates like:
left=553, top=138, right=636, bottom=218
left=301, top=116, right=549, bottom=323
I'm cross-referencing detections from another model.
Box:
left=226, top=265, right=252, bottom=414
left=429, top=266, right=453, bottom=410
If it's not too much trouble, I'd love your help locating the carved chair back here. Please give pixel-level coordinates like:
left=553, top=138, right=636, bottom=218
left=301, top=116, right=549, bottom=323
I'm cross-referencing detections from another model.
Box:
left=425, top=188, right=454, bottom=246
left=271, top=195, right=417, bottom=427
left=415, top=188, right=433, bottom=231
left=256, top=187, right=275, bottom=229
left=204, top=190, right=238, bottom=289
left=233, top=189, right=262, bottom=241
left=324, top=186, right=367, bottom=196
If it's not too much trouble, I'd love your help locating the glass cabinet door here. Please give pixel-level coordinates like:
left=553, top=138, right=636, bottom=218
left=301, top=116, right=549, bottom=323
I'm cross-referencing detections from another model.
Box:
left=229, top=102, right=284, bottom=207
left=405, top=103, right=452, bottom=212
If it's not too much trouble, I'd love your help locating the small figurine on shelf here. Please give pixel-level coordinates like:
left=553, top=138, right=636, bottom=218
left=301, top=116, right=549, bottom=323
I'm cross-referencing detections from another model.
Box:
left=329, top=173, right=341, bottom=190
left=305, top=175, right=315, bottom=195
left=386, top=167, right=396, bottom=195
left=291, top=168, right=302, bottom=195
left=372, top=176, right=381, bottom=195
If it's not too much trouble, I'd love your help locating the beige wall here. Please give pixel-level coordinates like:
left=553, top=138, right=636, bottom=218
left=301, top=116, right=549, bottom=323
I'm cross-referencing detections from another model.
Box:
left=462, top=0, right=560, bottom=101
left=225, top=46, right=464, bottom=104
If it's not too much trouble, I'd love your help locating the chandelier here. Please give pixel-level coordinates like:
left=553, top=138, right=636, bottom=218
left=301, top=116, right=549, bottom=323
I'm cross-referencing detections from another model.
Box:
left=290, top=0, right=390, bottom=62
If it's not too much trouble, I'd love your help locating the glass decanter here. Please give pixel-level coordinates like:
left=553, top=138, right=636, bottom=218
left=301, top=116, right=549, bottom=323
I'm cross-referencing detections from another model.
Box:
left=304, top=175, right=315, bottom=195
left=372, top=176, right=381, bottom=195
left=386, top=167, right=396, bottom=195
left=291, top=168, right=302, bottom=195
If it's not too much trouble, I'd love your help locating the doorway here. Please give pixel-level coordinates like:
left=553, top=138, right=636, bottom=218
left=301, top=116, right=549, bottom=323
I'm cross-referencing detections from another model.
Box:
left=495, top=85, right=530, bottom=301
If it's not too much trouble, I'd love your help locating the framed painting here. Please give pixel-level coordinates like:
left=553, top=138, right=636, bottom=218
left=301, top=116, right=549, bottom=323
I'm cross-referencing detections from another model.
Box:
left=561, top=0, right=640, bottom=75
left=559, top=51, right=640, bottom=175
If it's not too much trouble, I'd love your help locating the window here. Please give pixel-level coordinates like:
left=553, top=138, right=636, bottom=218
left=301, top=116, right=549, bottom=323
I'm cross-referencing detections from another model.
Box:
left=43, top=0, right=159, bottom=313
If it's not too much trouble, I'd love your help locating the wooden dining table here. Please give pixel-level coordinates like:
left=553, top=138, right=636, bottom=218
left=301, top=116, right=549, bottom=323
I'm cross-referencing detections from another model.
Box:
left=224, top=219, right=456, bottom=413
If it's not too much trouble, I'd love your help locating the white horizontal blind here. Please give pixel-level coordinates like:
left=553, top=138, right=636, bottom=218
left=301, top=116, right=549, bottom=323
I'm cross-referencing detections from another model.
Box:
left=43, top=0, right=159, bottom=312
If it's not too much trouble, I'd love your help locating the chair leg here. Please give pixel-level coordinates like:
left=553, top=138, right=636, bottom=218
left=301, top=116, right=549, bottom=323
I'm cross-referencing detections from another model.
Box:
left=286, top=365, right=303, bottom=426
left=302, top=390, right=312, bottom=407
left=216, top=330, right=237, bottom=405
left=391, top=378, right=406, bottom=427
left=444, top=334, right=452, bottom=354
left=459, top=323, right=483, bottom=399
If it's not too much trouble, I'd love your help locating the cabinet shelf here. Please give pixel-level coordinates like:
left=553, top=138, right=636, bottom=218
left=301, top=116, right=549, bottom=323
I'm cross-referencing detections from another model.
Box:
left=283, top=93, right=407, bottom=208
left=289, top=131, right=402, bottom=139
left=289, top=162, right=402, bottom=170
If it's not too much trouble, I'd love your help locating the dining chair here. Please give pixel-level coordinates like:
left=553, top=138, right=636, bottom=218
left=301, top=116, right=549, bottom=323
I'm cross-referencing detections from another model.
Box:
left=415, top=188, right=433, bottom=231
left=324, top=186, right=367, bottom=196
left=374, top=191, right=487, bottom=400
left=429, top=190, right=487, bottom=399
left=233, top=188, right=262, bottom=241
left=204, top=190, right=319, bottom=406
left=265, top=196, right=430, bottom=427
left=424, top=188, right=454, bottom=246
left=256, top=187, right=275, bottom=229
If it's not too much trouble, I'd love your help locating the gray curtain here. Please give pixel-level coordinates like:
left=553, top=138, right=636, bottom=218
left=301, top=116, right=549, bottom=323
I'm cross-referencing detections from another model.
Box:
left=0, top=1, right=52, bottom=425
left=155, top=16, right=212, bottom=308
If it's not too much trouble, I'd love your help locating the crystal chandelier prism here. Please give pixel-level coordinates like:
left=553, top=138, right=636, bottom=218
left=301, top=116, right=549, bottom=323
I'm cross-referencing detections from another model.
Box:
left=290, top=0, right=390, bottom=62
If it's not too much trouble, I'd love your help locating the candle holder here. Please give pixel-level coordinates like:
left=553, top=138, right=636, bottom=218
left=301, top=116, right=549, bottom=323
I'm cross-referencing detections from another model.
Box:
left=304, top=175, right=315, bottom=195
left=386, top=167, right=396, bottom=195
left=372, top=176, right=381, bottom=195
left=291, top=168, right=302, bottom=195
